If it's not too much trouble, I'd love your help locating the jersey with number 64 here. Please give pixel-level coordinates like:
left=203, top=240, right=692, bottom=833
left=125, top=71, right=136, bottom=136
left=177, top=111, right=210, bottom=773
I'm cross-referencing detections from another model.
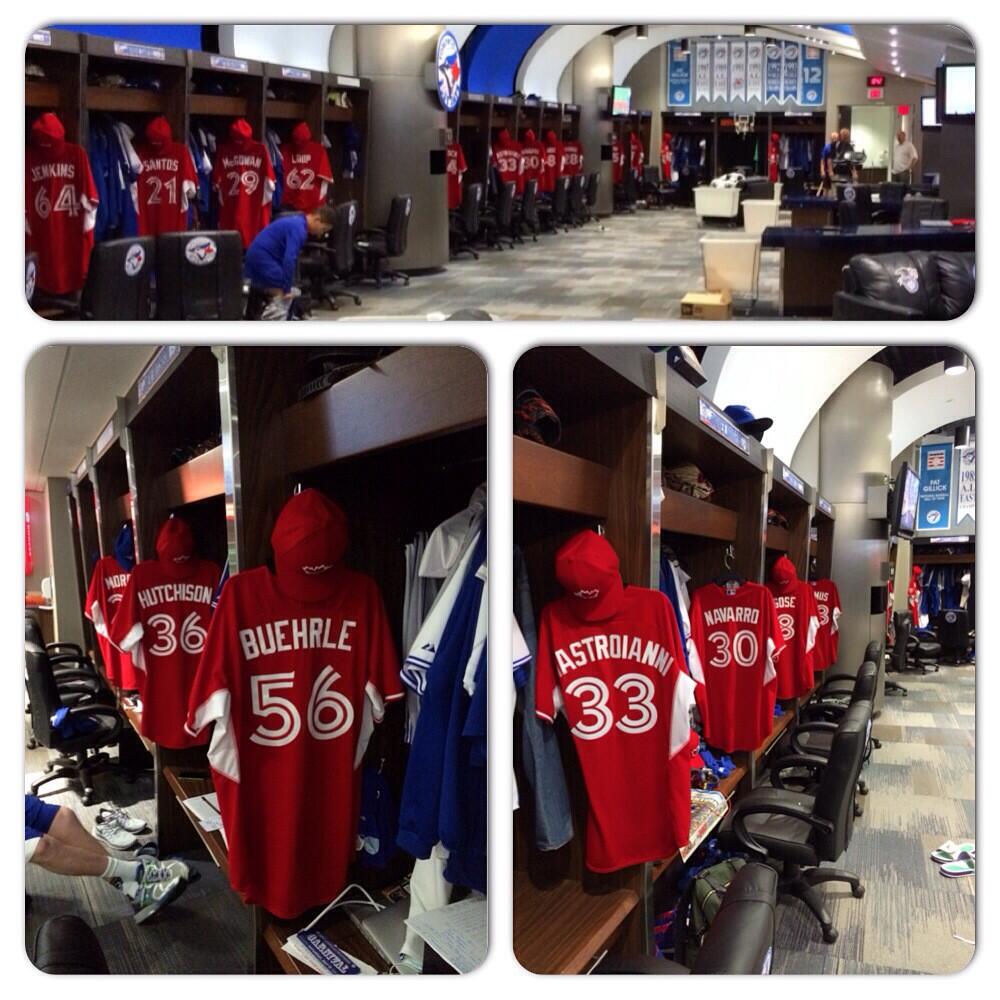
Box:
left=184, top=565, right=403, bottom=918
left=111, top=558, right=220, bottom=749
left=535, top=587, right=696, bottom=873
left=688, top=582, right=783, bottom=752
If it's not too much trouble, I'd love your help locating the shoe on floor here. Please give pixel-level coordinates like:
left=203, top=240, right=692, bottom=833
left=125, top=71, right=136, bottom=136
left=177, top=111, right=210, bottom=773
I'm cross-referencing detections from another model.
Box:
left=117, top=862, right=188, bottom=923
left=94, top=816, right=139, bottom=851
left=155, top=858, right=199, bottom=883
left=931, top=841, right=975, bottom=864
left=940, top=858, right=975, bottom=878
left=98, top=806, right=148, bottom=834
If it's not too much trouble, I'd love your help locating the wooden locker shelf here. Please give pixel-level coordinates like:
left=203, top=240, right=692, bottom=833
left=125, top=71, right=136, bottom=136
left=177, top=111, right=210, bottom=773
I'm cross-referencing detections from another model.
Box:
left=512, top=437, right=611, bottom=518
left=189, top=93, right=250, bottom=117
left=85, top=86, right=166, bottom=113
left=265, top=100, right=309, bottom=119
left=753, top=706, right=796, bottom=762
left=157, top=445, right=225, bottom=509
left=161, top=767, right=229, bottom=875
left=26, top=80, right=63, bottom=107
left=765, top=525, right=791, bottom=552
left=661, top=489, right=739, bottom=542
left=323, top=104, right=354, bottom=122
left=263, top=912, right=390, bottom=975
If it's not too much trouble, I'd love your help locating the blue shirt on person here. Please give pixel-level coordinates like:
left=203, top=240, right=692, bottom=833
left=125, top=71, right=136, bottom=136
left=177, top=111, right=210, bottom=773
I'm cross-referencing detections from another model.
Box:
left=244, top=213, right=308, bottom=293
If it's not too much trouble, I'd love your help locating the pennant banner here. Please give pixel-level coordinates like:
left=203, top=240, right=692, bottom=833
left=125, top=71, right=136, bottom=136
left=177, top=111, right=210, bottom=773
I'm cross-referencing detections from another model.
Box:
left=917, top=442, right=954, bottom=531
left=667, top=41, right=692, bottom=107
left=713, top=41, right=730, bottom=102
left=729, top=41, right=747, bottom=102
left=695, top=42, right=712, bottom=102
left=746, top=41, right=765, bottom=102
left=781, top=42, right=800, bottom=103
left=957, top=446, right=975, bottom=524
left=765, top=43, right=783, bottom=103
left=800, top=45, right=825, bottom=106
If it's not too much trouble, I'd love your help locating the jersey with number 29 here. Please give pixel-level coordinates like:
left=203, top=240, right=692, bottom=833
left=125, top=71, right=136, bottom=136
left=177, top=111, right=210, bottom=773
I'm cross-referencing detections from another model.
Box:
left=185, top=565, right=403, bottom=918
left=535, top=587, right=696, bottom=872
left=211, top=140, right=276, bottom=248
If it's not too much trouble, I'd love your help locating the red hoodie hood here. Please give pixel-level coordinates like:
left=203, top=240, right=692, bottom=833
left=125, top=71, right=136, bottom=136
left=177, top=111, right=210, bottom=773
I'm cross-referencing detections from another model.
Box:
left=555, top=529, right=625, bottom=623
left=498, top=128, right=513, bottom=147
left=545, top=129, right=559, bottom=146
left=271, top=489, right=349, bottom=602
left=912, top=565, right=923, bottom=579
left=31, top=112, right=66, bottom=153
left=156, top=517, right=196, bottom=579
left=524, top=128, right=537, bottom=145
left=229, top=118, right=254, bottom=144
left=145, top=115, right=173, bottom=147
left=771, top=554, right=799, bottom=590
left=291, top=121, right=312, bottom=146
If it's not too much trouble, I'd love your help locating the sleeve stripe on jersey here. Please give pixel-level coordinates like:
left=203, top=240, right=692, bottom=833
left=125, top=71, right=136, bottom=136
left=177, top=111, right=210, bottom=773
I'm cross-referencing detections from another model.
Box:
left=670, top=671, right=698, bottom=757
left=400, top=664, right=428, bottom=696
left=535, top=709, right=554, bottom=723
left=117, top=621, right=144, bottom=655
left=89, top=601, right=107, bottom=636
left=764, top=637, right=779, bottom=685
left=187, top=689, right=240, bottom=782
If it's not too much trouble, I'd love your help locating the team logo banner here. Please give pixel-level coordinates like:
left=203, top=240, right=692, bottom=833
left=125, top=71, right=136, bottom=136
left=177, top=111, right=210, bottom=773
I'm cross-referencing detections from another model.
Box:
left=917, top=442, right=953, bottom=531
left=781, top=43, right=800, bottom=104
left=667, top=42, right=692, bottom=106
left=436, top=30, right=462, bottom=112
left=729, top=41, right=746, bottom=102
left=765, top=43, right=783, bottom=103
left=800, top=46, right=825, bottom=106
left=746, top=41, right=764, bottom=102
left=713, top=41, right=730, bottom=102
left=957, top=446, right=975, bottom=524
left=695, top=42, right=712, bottom=102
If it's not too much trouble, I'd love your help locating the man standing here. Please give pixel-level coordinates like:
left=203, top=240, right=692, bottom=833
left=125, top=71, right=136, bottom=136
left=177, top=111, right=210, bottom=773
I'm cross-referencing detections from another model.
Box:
left=892, top=129, right=919, bottom=183
left=832, top=127, right=858, bottom=182
left=819, top=131, right=839, bottom=194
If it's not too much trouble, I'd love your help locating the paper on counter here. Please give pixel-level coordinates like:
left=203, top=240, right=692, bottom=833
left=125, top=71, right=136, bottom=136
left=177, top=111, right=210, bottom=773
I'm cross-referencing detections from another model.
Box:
left=404, top=895, right=487, bottom=974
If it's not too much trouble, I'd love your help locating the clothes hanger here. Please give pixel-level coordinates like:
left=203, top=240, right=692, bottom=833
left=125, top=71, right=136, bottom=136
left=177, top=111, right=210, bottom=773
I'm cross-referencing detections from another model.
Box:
left=714, top=544, right=745, bottom=586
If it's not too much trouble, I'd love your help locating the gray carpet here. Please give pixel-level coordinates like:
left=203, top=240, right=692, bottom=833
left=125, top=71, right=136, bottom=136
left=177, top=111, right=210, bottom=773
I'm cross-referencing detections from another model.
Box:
left=24, top=735, right=250, bottom=973
left=770, top=663, right=976, bottom=975
left=310, top=206, right=783, bottom=321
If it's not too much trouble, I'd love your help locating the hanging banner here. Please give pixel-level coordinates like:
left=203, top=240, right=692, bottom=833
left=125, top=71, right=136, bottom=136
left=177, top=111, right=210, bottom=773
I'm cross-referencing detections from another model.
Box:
left=764, top=43, right=783, bottom=103
left=957, top=446, right=975, bottom=524
left=668, top=42, right=692, bottom=107
left=917, top=442, right=953, bottom=531
left=729, top=41, right=747, bottom=102
left=781, top=42, right=800, bottom=103
left=713, top=41, right=730, bottom=102
left=800, top=45, right=826, bottom=106
left=746, top=41, right=765, bottom=102
left=695, top=42, right=713, bottom=103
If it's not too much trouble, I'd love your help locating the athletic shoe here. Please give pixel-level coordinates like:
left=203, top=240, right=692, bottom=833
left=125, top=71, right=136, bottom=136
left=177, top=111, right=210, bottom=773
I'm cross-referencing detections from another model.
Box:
left=98, top=806, right=148, bottom=834
left=115, top=862, right=187, bottom=923
left=940, top=859, right=975, bottom=878
left=154, top=858, right=198, bottom=883
left=931, top=841, right=975, bottom=864
left=94, top=816, right=139, bottom=851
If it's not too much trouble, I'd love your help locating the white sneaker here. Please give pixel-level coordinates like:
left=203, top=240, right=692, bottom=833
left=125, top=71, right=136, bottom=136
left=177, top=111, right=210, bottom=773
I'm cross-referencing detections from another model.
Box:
left=94, top=815, right=139, bottom=851
left=116, top=862, right=186, bottom=924
left=155, top=858, right=196, bottom=883
left=98, top=806, right=147, bottom=834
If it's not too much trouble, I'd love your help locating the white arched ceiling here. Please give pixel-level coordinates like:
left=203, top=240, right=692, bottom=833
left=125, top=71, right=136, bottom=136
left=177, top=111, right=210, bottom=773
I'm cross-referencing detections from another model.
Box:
left=516, top=25, right=616, bottom=101
left=891, top=363, right=975, bottom=459
left=219, top=24, right=336, bottom=72
left=447, top=25, right=476, bottom=49
left=708, top=346, right=881, bottom=465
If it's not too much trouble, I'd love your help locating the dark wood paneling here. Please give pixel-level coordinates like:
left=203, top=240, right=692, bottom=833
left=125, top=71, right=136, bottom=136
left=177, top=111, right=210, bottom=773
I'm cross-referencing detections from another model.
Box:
left=158, top=446, right=224, bottom=508
left=513, top=437, right=611, bottom=518
left=661, top=489, right=738, bottom=542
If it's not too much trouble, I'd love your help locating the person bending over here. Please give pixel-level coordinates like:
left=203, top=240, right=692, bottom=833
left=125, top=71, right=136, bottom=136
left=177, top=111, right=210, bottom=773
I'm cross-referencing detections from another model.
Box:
left=25, top=794, right=188, bottom=924
left=244, top=206, right=336, bottom=320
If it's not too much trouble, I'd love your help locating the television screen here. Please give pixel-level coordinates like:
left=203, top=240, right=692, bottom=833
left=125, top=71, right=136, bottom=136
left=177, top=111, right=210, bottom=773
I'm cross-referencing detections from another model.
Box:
left=892, top=462, right=921, bottom=538
left=944, top=64, right=975, bottom=118
left=921, top=95, right=940, bottom=129
left=612, top=86, right=631, bottom=117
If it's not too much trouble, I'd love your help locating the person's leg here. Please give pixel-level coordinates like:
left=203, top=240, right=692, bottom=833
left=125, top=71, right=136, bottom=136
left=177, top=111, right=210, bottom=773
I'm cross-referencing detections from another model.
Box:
left=47, top=804, right=109, bottom=858
left=27, top=833, right=109, bottom=876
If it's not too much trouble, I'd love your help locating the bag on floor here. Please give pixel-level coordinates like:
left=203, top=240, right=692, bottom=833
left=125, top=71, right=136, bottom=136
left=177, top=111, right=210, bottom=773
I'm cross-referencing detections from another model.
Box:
left=675, top=856, right=746, bottom=968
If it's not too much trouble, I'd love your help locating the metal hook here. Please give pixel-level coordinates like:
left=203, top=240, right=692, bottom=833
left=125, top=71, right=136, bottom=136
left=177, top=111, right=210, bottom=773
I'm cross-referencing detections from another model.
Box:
left=293, top=481, right=303, bottom=495
left=596, top=522, right=606, bottom=537
left=724, top=544, right=735, bottom=569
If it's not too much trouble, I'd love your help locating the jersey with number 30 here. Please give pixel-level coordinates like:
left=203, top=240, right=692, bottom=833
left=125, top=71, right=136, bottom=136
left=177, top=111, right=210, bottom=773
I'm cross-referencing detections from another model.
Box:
left=536, top=587, right=695, bottom=872
left=185, top=566, right=403, bottom=918
left=111, top=558, right=220, bottom=749
left=689, top=582, right=783, bottom=752
left=211, top=140, right=276, bottom=248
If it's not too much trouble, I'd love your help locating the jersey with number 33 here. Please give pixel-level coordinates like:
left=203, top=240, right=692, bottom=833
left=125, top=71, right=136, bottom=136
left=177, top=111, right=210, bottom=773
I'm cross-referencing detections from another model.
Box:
left=184, top=566, right=403, bottom=918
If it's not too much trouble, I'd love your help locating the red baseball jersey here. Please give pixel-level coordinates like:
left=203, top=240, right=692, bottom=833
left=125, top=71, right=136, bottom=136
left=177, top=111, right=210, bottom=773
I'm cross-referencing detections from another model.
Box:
left=135, top=142, right=198, bottom=237
left=611, top=135, right=625, bottom=185
left=84, top=556, right=133, bottom=689
left=811, top=579, right=843, bottom=671
left=629, top=133, right=644, bottom=174
left=688, top=582, right=783, bottom=752
left=536, top=587, right=696, bottom=872
left=445, top=143, right=468, bottom=211
left=541, top=139, right=564, bottom=193
left=492, top=140, right=522, bottom=192
left=519, top=135, right=547, bottom=192
left=280, top=142, right=334, bottom=213
left=211, top=140, right=276, bottom=248
left=562, top=140, right=583, bottom=177
left=767, top=580, right=821, bottom=699
left=660, top=137, right=672, bottom=178
left=110, top=558, right=220, bottom=749
left=25, top=141, right=98, bottom=295
left=185, top=566, right=403, bottom=918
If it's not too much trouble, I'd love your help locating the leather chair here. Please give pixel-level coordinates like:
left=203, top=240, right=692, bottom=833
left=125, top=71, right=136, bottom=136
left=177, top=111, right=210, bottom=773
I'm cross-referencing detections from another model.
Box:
left=878, top=182, right=907, bottom=223
left=895, top=613, right=941, bottom=674
left=155, top=231, right=244, bottom=320
left=513, top=179, right=540, bottom=242
left=833, top=250, right=974, bottom=320
left=355, top=195, right=413, bottom=287
left=720, top=701, right=869, bottom=943
left=583, top=172, right=600, bottom=222
left=24, top=615, right=109, bottom=707
left=450, top=182, right=483, bottom=260
left=595, top=863, right=778, bottom=974
left=25, top=642, right=123, bottom=804
left=481, top=181, right=516, bottom=250
left=566, top=175, right=587, bottom=227
left=75, top=237, right=156, bottom=320
left=741, top=177, right=774, bottom=201
left=298, top=200, right=363, bottom=312
left=900, top=195, right=949, bottom=226
left=538, top=176, right=570, bottom=234
left=933, top=608, right=974, bottom=664
left=815, top=641, right=881, bottom=701
left=31, top=915, right=109, bottom=974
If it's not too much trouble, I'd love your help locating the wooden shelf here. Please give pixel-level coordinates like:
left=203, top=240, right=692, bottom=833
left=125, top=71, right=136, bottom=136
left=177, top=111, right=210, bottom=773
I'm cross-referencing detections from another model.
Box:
left=513, top=871, right=639, bottom=975
left=765, top=525, right=791, bottom=551
left=912, top=552, right=975, bottom=565
left=158, top=446, right=224, bottom=508
left=162, top=766, right=229, bottom=875
left=513, top=437, right=611, bottom=518
left=190, top=93, right=250, bottom=117
left=26, top=80, right=62, bottom=107
left=119, top=698, right=154, bottom=755
left=266, top=100, right=309, bottom=119
left=661, top=489, right=738, bottom=542
left=85, top=86, right=166, bottom=113
left=753, top=707, right=795, bottom=762
left=323, top=105, right=354, bottom=123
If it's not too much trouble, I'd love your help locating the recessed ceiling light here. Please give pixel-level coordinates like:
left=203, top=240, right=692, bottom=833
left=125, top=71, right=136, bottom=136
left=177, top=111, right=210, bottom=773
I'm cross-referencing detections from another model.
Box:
left=889, top=26, right=898, bottom=35
left=901, top=72, right=907, bottom=77
left=944, top=350, right=968, bottom=376
left=890, top=39, right=898, bottom=48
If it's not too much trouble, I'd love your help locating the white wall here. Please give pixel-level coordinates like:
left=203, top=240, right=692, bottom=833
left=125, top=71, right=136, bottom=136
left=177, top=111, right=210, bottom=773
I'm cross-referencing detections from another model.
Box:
left=220, top=24, right=336, bottom=72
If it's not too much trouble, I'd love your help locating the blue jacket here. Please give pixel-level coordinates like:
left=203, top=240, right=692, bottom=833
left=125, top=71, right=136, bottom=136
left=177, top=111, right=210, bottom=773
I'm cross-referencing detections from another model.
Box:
left=244, top=213, right=308, bottom=292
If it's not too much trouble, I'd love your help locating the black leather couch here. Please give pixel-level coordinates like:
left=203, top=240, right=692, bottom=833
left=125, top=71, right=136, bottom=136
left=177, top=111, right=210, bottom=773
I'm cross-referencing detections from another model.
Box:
left=31, top=915, right=109, bottom=973
left=832, top=251, right=975, bottom=320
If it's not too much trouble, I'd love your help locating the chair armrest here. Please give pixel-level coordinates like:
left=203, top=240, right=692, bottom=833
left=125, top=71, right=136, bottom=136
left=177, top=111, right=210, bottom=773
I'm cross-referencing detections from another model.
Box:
left=52, top=668, right=101, bottom=685
left=49, top=653, right=96, bottom=669
left=800, top=701, right=847, bottom=724
left=790, top=721, right=837, bottom=756
left=913, top=629, right=938, bottom=640
left=832, top=292, right=923, bottom=320
left=768, top=752, right=832, bottom=789
left=730, top=787, right=833, bottom=857
left=46, top=642, right=84, bottom=656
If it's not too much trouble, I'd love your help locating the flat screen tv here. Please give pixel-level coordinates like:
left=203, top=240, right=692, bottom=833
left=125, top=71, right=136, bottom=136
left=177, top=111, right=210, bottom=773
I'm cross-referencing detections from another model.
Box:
left=611, top=86, right=631, bottom=117
left=921, top=95, right=941, bottom=130
left=943, top=64, right=975, bottom=120
left=891, top=462, right=921, bottom=538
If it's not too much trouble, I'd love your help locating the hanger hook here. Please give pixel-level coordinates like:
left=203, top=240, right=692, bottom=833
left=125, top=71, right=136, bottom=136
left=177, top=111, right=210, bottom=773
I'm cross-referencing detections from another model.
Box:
left=724, top=544, right=735, bottom=569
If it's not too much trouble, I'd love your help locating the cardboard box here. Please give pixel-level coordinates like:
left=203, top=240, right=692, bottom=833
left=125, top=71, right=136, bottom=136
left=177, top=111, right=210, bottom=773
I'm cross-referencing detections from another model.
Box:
left=680, top=289, right=733, bottom=320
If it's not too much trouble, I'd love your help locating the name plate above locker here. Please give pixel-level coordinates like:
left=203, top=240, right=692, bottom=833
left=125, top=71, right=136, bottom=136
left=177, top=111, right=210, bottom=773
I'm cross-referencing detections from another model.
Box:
left=698, top=397, right=749, bottom=454
left=817, top=496, right=833, bottom=516
left=335, top=75, right=361, bottom=89
left=95, top=418, right=115, bottom=456
left=30, top=29, right=51, bottom=46
left=114, top=40, right=166, bottom=61
left=138, top=345, right=181, bottom=403
left=210, top=55, right=249, bottom=73
left=280, top=66, right=313, bottom=81
left=74, top=456, right=88, bottom=481
left=782, top=465, right=806, bottom=496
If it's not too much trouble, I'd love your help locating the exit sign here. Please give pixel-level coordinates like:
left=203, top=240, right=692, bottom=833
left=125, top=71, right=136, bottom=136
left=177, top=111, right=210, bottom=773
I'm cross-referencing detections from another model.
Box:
left=867, top=86, right=884, bottom=101
left=867, top=74, right=886, bottom=87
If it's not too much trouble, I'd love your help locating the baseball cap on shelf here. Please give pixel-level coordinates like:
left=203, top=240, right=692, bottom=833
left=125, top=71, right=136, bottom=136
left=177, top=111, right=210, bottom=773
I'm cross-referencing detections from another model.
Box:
left=723, top=404, right=773, bottom=442
left=555, top=529, right=625, bottom=623
left=515, top=388, right=561, bottom=446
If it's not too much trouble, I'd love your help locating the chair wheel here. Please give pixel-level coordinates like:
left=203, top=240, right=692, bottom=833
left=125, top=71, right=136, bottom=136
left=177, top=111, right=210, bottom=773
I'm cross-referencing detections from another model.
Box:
left=823, top=927, right=839, bottom=943
left=81, top=789, right=94, bottom=806
left=852, top=884, right=865, bottom=898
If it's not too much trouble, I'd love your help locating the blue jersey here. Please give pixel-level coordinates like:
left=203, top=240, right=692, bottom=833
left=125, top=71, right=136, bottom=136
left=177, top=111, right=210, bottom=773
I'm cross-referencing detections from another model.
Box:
left=243, top=213, right=308, bottom=292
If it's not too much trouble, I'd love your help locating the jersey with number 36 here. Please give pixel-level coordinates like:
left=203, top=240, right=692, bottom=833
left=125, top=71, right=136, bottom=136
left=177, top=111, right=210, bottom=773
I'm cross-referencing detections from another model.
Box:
left=185, top=566, right=403, bottom=918
left=688, top=582, right=784, bottom=752
left=536, top=587, right=696, bottom=872
left=111, top=558, right=220, bottom=749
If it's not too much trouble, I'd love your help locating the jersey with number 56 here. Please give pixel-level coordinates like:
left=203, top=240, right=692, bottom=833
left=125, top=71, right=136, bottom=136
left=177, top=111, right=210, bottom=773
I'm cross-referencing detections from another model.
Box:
left=536, top=587, right=696, bottom=872
left=184, top=565, right=403, bottom=918
left=688, top=582, right=784, bottom=752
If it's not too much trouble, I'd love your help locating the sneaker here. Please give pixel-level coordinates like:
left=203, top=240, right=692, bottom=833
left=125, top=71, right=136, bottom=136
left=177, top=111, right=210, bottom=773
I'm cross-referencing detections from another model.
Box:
left=98, top=806, right=148, bottom=834
left=94, top=816, right=139, bottom=851
left=118, top=862, right=187, bottom=924
left=155, top=858, right=198, bottom=883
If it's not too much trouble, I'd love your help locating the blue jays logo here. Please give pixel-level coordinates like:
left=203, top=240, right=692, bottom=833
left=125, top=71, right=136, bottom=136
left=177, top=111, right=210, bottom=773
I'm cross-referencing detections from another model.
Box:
left=25, top=258, right=37, bottom=302
left=185, top=236, right=218, bottom=267
left=436, top=31, right=462, bottom=112
left=124, top=244, right=145, bottom=277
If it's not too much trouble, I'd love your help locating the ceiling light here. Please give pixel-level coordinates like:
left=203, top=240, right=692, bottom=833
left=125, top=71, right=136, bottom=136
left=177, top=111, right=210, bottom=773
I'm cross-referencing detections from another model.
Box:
left=891, top=39, right=898, bottom=48
left=944, top=350, right=969, bottom=376
left=889, top=26, right=898, bottom=35
left=954, top=425, right=973, bottom=450
left=901, top=72, right=907, bottom=77
left=637, top=25, right=648, bottom=39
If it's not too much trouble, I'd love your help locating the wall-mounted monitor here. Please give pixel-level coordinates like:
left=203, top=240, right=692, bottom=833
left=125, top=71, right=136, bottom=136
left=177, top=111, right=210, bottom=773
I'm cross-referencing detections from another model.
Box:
left=943, top=64, right=975, bottom=120
left=891, top=462, right=921, bottom=538
left=611, top=86, right=631, bottom=117
left=921, top=95, right=941, bottom=129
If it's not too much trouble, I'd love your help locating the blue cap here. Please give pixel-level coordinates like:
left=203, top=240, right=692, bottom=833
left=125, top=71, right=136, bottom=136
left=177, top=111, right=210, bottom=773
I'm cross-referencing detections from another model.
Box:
left=723, top=405, right=773, bottom=441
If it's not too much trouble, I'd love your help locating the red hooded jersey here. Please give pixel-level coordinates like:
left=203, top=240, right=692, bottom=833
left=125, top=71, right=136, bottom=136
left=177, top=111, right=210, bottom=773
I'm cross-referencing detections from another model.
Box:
left=540, top=130, right=564, bottom=193
left=611, top=134, right=625, bottom=185
left=660, top=134, right=673, bottom=178
left=688, top=581, right=783, bottom=752
left=280, top=123, right=334, bottom=213
left=492, top=129, right=523, bottom=192
left=446, top=143, right=468, bottom=211
left=629, top=132, right=644, bottom=174
left=84, top=556, right=133, bottom=689
left=211, top=120, right=276, bottom=248
left=811, top=579, right=843, bottom=671
left=767, top=558, right=821, bottom=699
left=25, top=113, right=98, bottom=295
left=135, top=116, right=198, bottom=237
left=563, top=140, right=583, bottom=177
left=519, top=129, right=547, bottom=192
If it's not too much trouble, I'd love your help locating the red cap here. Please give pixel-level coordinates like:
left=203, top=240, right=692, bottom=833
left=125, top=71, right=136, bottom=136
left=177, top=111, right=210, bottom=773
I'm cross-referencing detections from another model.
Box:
left=155, top=516, right=196, bottom=579
left=555, top=530, right=625, bottom=622
left=145, top=115, right=173, bottom=146
left=498, top=128, right=511, bottom=144
left=771, top=131, right=780, bottom=141
left=31, top=112, right=66, bottom=151
left=546, top=129, right=558, bottom=145
left=291, top=121, right=312, bottom=146
left=271, top=489, right=349, bottom=602
left=912, top=564, right=922, bottom=578
left=771, top=554, right=798, bottom=589
left=524, top=128, right=536, bottom=143
left=229, top=118, right=254, bottom=143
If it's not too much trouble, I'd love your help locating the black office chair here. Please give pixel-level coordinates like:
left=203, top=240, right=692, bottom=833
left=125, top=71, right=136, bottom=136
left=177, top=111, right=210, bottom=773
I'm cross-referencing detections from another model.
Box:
left=836, top=184, right=874, bottom=226
left=513, top=179, right=540, bottom=242
left=481, top=181, right=516, bottom=250
left=31, top=915, right=110, bottom=974
left=355, top=195, right=413, bottom=287
left=595, top=863, right=778, bottom=974
left=720, top=701, right=869, bottom=943
left=156, top=231, right=244, bottom=320
left=449, top=182, right=483, bottom=260
left=616, top=168, right=638, bottom=213
left=25, top=642, right=123, bottom=804
left=893, top=613, right=941, bottom=674
left=75, top=237, right=156, bottom=320
left=566, top=174, right=587, bottom=226
left=538, top=176, right=570, bottom=234
left=24, top=615, right=109, bottom=705
left=878, top=182, right=907, bottom=223
left=583, top=171, right=601, bottom=223
left=298, top=200, right=363, bottom=312
left=934, top=608, right=973, bottom=664
left=900, top=196, right=949, bottom=226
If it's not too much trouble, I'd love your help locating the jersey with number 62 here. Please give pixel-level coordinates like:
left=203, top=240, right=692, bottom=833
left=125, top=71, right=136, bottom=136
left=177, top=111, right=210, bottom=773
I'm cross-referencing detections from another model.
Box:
left=688, top=582, right=783, bottom=752
left=184, top=566, right=403, bottom=918
left=536, top=587, right=696, bottom=873
left=111, top=557, right=220, bottom=749
left=280, top=141, right=334, bottom=213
